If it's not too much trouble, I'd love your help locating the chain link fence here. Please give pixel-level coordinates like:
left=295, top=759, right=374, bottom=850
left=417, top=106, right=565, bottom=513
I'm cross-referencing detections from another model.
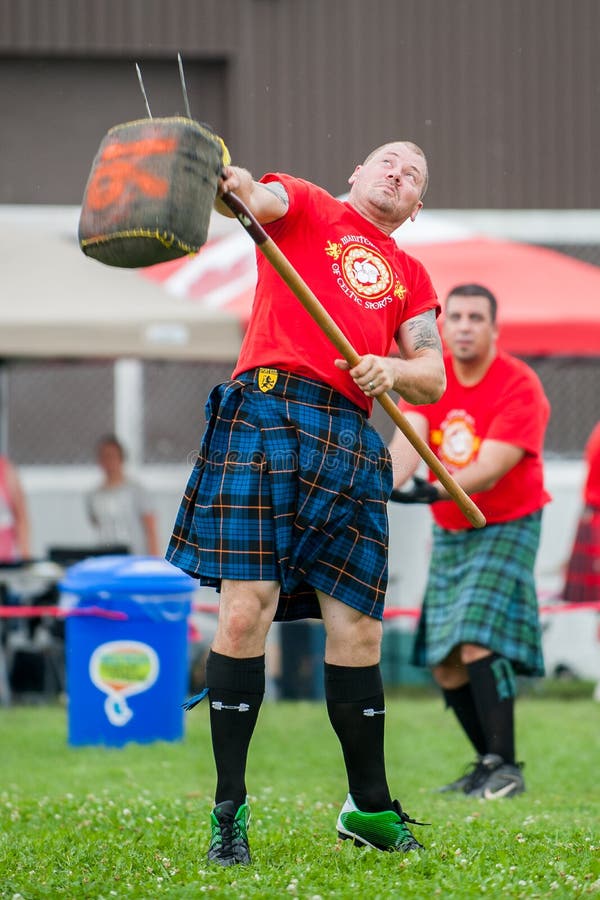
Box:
left=4, top=361, right=114, bottom=464
left=143, top=361, right=233, bottom=465
left=5, top=353, right=599, bottom=465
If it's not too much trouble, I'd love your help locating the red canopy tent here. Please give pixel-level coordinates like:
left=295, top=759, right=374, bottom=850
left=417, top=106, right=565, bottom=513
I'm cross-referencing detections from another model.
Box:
left=142, top=230, right=600, bottom=357
left=405, top=237, right=600, bottom=357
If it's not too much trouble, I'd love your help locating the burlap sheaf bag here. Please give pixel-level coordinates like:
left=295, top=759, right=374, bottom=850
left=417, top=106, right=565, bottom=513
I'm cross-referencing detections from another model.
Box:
left=78, top=116, right=230, bottom=268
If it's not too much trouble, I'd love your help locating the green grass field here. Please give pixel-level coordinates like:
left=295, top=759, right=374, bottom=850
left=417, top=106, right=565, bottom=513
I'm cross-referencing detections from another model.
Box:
left=0, top=691, right=598, bottom=899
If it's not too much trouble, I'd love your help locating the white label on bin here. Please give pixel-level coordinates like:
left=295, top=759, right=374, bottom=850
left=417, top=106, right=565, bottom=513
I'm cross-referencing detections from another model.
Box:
left=89, top=640, right=159, bottom=727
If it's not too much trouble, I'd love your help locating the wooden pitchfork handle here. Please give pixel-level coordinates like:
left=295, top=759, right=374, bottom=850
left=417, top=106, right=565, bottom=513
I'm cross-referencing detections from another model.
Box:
left=220, top=190, right=486, bottom=529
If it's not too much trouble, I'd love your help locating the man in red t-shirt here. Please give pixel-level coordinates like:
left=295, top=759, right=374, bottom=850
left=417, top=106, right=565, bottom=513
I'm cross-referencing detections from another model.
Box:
left=168, top=142, right=446, bottom=862
left=390, top=283, right=550, bottom=800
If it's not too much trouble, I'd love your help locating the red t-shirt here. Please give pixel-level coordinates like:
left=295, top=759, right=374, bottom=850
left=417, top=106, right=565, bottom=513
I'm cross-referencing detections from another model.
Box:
left=584, top=422, right=600, bottom=507
left=399, top=351, right=551, bottom=529
left=233, top=174, right=439, bottom=412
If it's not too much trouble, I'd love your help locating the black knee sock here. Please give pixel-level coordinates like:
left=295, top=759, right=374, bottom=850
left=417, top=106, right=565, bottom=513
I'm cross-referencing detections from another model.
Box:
left=467, top=654, right=516, bottom=764
left=205, top=650, right=265, bottom=808
left=442, top=683, right=487, bottom=757
left=325, top=662, right=392, bottom=813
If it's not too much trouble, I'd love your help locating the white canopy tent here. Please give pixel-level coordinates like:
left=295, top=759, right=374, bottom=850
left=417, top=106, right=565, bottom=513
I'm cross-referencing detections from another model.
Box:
left=0, top=206, right=243, bottom=361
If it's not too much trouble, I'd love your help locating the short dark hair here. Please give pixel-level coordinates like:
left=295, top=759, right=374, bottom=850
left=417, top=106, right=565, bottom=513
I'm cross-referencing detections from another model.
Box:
left=445, top=283, right=497, bottom=323
left=96, top=434, right=126, bottom=460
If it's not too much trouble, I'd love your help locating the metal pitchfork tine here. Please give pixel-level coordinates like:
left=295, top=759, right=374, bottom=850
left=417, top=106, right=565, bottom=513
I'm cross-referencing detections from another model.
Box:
left=177, top=52, right=193, bottom=118
left=135, top=55, right=192, bottom=119
left=135, top=63, right=153, bottom=118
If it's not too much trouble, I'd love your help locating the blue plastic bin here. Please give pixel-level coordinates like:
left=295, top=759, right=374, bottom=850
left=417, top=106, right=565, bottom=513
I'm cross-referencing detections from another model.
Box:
left=61, top=555, right=195, bottom=747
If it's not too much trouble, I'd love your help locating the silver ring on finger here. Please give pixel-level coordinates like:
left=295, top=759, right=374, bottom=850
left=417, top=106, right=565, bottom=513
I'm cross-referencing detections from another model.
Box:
left=368, top=381, right=375, bottom=391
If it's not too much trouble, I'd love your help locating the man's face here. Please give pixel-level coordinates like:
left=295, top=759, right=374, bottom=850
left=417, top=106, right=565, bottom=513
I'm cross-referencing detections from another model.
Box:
left=348, top=143, right=426, bottom=228
left=443, top=295, right=497, bottom=362
left=97, top=443, right=123, bottom=478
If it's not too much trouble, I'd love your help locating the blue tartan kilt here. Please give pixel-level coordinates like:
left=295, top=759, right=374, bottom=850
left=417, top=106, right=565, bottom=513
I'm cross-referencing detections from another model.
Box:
left=411, top=512, right=545, bottom=676
left=167, top=368, right=393, bottom=621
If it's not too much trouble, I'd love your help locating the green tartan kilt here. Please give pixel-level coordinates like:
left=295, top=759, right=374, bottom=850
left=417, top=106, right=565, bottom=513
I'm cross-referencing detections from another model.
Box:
left=412, top=511, right=545, bottom=676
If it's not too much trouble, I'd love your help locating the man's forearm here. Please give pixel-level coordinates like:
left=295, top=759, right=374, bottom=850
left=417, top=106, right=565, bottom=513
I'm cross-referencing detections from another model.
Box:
left=389, top=413, right=428, bottom=488
left=391, top=354, right=446, bottom=405
left=215, top=166, right=288, bottom=223
left=433, top=462, right=501, bottom=500
left=389, top=443, right=422, bottom=488
left=433, top=445, right=524, bottom=500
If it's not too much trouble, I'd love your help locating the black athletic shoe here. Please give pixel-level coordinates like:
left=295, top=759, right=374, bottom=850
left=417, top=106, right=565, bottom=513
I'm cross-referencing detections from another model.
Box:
left=437, top=757, right=485, bottom=793
left=207, top=800, right=251, bottom=866
left=465, top=753, right=526, bottom=799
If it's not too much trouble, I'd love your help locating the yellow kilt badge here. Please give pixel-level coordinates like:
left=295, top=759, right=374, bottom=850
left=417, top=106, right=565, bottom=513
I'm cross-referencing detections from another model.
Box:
left=258, top=368, right=279, bottom=392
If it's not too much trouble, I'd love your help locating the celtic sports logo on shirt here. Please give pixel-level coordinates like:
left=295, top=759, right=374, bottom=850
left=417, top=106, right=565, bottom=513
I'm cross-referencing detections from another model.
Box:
left=435, top=409, right=481, bottom=469
left=325, top=236, right=405, bottom=309
left=341, top=244, right=393, bottom=299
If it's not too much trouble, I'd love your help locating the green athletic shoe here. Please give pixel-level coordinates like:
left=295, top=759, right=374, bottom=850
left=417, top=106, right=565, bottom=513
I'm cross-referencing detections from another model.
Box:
left=336, top=794, right=425, bottom=852
left=207, top=799, right=251, bottom=866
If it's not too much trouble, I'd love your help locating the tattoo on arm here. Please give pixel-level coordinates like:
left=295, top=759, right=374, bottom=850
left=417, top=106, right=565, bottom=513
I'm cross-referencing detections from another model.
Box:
left=406, top=309, right=442, bottom=353
left=263, top=181, right=289, bottom=210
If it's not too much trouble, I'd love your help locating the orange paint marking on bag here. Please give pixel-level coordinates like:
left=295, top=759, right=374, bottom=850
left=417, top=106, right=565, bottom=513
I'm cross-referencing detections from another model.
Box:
left=86, top=136, right=178, bottom=211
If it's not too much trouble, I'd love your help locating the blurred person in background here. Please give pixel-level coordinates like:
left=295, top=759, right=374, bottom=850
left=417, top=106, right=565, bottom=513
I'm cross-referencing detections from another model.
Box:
left=563, top=421, right=600, bottom=605
left=0, top=455, right=32, bottom=705
left=0, top=455, right=31, bottom=562
left=87, top=435, right=160, bottom=556
left=389, top=283, right=550, bottom=800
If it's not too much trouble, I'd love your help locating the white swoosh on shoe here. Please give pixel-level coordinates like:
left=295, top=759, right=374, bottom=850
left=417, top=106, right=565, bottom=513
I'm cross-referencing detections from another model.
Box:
left=483, top=781, right=520, bottom=800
